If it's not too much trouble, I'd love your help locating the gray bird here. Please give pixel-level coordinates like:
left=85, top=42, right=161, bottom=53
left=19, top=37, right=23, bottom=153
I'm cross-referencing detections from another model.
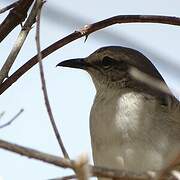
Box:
left=57, top=46, right=180, bottom=177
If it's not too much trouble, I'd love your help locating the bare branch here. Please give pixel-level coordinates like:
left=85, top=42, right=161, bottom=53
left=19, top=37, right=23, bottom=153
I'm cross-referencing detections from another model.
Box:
left=0, top=135, right=175, bottom=179
left=0, top=138, right=152, bottom=179
left=35, top=0, right=69, bottom=159
left=0, top=15, right=180, bottom=95
left=0, top=139, right=73, bottom=168
left=0, top=109, right=24, bottom=129
left=0, top=1, right=19, bottom=14
left=49, top=175, right=77, bottom=180
left=0, top=0, right=44, bottom=84
left=0, top=0, right=34, bottom=42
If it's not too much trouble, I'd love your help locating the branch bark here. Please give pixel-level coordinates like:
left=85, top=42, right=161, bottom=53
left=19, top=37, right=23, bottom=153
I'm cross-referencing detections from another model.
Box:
left=0, top=1, right=19, bottom=14
left=0, top=15, right=180, bottom=94
left=0, top=0, right=34, bottom=42
left=0, top=139, right=73, bottom=168
left=0, top=0, right=42, bottom=84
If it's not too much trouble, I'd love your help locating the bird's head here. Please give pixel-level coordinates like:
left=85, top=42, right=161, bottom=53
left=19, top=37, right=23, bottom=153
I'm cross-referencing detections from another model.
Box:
left=57, top=46, right=164, bottom=92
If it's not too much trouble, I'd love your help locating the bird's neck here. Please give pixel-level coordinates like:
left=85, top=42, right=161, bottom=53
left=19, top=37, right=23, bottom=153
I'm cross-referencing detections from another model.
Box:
left=95, top=82, right=137, bottom=101
left=92, top=76, right=129, bottom=92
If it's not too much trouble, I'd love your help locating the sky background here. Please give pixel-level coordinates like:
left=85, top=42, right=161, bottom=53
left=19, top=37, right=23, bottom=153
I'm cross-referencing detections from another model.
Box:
left=0, top=0, right=180, bottom=179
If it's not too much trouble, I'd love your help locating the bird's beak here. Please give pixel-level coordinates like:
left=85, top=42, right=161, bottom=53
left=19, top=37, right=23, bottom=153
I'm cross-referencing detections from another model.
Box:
left=56, top=58, right=89, bottom=70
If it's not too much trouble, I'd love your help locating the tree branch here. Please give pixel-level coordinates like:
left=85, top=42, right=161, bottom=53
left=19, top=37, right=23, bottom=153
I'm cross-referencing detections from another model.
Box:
left=35, top=0, right=69, bottom=159
left=0, top=138, right=151, bottom=179
left=0, top=0, right=43, bottom=84
left=0, top=15, right=180, bottom=94
left=49, top=175, right=77, bottom=180
left=0, top=108, right=24, bottom=129
left=0, top=139, right=73, bottom=168
left=0, top=1, right=19, bottom=14
left=0, top=0, right=34, bottom=42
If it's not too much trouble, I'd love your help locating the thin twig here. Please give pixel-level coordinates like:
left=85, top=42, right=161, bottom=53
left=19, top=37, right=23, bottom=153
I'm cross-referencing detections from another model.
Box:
left=0, top=0, right=42, bottom=84
left=0, top=109, right=24, bottom=129
left=35, top=0, right=69, bottom=159
left=0, top=1, right=19, bottom=14
left=49, top=175, right=77, bottom=180
left=0, top=15, right=180, bottom=95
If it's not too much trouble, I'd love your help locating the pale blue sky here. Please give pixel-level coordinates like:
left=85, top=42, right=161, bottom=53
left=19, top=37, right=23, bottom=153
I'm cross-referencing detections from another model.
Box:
left=0, top=0, right=180, bottom=179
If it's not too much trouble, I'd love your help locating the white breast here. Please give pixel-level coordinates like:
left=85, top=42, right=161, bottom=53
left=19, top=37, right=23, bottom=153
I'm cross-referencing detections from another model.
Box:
left=90, top=88, right=180, bottom=174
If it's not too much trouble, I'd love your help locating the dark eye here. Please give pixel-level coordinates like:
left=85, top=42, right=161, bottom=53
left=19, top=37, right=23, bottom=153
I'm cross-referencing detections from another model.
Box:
left=102, top=56, right=114, bottom=69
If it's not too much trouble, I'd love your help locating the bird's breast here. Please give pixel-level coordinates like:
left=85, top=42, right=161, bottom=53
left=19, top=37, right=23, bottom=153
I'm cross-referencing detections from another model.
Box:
left=89, top=89, right=177, bottom=173
left=90, top=90, right=156, bottom=144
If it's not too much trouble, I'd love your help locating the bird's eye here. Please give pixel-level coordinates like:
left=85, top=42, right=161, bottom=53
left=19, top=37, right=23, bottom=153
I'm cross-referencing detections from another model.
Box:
left=102, top=56, right=114, bottom=69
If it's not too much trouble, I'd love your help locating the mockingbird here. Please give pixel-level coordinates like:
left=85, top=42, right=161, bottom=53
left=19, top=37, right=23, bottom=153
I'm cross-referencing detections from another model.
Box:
left=57, top=46, right=180, bottom=177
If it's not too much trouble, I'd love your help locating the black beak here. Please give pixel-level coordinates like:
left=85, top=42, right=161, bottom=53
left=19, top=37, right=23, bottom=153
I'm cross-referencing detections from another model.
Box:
left=56, top=58, right=89, bottom=70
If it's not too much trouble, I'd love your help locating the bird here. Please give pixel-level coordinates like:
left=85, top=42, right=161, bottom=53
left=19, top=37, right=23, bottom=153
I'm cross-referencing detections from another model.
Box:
left=57, top=46, right=180, bottom=178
